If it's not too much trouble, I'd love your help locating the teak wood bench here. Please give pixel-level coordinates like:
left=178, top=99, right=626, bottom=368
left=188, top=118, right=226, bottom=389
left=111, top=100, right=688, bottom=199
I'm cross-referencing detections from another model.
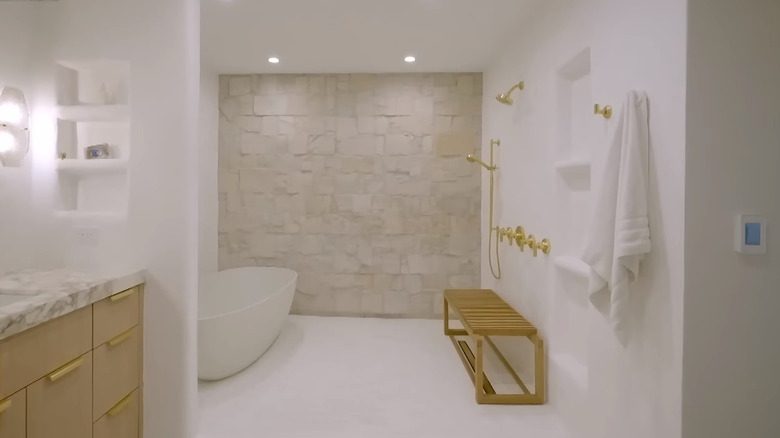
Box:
left=443, top=289, right=545, bottom=405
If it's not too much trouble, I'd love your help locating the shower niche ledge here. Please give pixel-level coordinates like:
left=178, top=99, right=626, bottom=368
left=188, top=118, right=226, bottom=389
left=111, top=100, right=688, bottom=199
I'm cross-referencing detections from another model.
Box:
left=553, top=256, right=589, bottom=280
left=554, top=159, right=591, bottom=190
left=56, top=104, right=130, bottom=123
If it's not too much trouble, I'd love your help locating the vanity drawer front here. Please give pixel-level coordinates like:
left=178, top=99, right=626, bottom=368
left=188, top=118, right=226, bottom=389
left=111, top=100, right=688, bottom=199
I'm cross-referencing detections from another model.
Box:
left=94, top=286, right=140, bottom=347
left=0, top=306, right=92, bottom=398
left=0, top=389, right=26, bottom=438
left=27, top=351, right=93, bottom=438
left=93, top=325, right=141, bottom=420
left=94, top=389, right=139, bottom=438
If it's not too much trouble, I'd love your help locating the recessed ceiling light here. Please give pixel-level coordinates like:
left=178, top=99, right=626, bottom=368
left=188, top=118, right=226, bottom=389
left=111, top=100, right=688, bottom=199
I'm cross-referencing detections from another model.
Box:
left=404, top=56, right=416, bottom=63
left=268, top=57, right=280, bottom=64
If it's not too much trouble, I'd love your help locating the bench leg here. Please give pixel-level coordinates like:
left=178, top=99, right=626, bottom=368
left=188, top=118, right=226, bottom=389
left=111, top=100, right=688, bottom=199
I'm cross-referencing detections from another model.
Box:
left=443, top=296, right=449, bottom=335
left=475, top=336, right=484, bottom=403
left=534, top=336, right=546, bottom=404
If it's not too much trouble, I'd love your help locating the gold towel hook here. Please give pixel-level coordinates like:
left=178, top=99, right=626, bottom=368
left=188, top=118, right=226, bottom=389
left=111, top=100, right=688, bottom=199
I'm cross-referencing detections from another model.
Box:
left=594, top=104, right=613, bottom=119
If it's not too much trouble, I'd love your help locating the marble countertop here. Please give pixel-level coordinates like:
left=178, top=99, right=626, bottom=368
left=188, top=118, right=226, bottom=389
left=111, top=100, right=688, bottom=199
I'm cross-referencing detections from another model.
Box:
left=0, top=268, right=146, bottom=341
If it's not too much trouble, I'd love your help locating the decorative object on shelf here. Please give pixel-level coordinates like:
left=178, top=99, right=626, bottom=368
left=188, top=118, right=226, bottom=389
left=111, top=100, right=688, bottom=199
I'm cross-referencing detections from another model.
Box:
left=496, top=81, right=525, bottom=106
left=60, top=152, right=67, bottom=160
left=85, top=143, right=110, bottom=159
left=594, top=103, right=613, bottom=119
left=0, top=86, right=30, bottom=168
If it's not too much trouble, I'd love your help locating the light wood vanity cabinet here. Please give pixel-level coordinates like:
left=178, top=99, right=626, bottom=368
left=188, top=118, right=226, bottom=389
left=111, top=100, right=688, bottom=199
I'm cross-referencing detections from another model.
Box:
left=0, top=390, right=26, bottom=438
left=0, top=285, right=144, bottom=438
left=27, top=352, right=93, bottom=438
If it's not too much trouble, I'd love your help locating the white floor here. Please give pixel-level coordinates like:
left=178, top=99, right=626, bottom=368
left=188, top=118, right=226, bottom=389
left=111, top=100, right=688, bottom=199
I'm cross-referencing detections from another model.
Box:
left=198, top=316, right=571, bottom=438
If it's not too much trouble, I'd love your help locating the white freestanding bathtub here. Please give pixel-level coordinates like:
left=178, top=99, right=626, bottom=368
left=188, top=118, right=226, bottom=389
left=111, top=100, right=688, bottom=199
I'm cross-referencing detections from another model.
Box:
left=198, top=267, right=297, bottom=381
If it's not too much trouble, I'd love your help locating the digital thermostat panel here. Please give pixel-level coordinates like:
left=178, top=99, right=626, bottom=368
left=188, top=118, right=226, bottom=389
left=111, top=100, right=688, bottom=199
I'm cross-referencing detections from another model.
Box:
left=735, top=215, right=767, bottom=255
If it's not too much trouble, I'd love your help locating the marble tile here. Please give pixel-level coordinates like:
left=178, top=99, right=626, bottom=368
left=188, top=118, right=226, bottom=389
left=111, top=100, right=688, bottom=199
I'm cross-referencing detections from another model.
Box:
left=219, top=73, right=482, bottom=318
left=0, top=269, right=146, bottom=341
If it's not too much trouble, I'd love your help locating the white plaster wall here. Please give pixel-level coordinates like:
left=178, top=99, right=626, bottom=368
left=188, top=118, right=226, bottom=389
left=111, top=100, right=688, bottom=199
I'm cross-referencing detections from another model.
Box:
left=0, top=3, right=62, bottom=273
left=39, top=0, right=201, bottom=436
left=482, top=1, right=686, bottom=437
left=0, top=4, right=37, bottom=271
left=683, top=1, right=780, bottom=437
left=200, top=68, right=219, bottom=279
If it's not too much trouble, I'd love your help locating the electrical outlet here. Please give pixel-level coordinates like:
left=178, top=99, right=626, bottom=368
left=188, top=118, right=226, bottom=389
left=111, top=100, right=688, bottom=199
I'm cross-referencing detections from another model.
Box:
left=72, top=228, right=99, bottom=246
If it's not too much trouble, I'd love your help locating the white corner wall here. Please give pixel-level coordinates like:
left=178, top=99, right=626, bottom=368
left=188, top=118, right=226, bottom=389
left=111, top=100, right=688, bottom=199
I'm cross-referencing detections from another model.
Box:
left=482, top=1, right=686, bottom=437
left=38, top=0, right=201, bottom=436
left=683, top=1, right=780, bottom=437
left=199, top=68, right=219, bottom=281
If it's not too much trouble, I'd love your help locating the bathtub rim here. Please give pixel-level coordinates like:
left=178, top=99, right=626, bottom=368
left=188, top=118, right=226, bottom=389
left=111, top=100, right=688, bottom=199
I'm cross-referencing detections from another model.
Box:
left=198, top=267, right=298, bottom=322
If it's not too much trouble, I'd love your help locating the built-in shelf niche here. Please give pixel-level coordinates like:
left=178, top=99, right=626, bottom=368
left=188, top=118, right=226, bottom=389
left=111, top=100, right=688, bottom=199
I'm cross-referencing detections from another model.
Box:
left=55, top=60, right=131, bottom=220
left=56, top=60, right=129, bottom=106
left=550, top=48, right=595, bottom=408
left=555, top=47, right=594, bottom=190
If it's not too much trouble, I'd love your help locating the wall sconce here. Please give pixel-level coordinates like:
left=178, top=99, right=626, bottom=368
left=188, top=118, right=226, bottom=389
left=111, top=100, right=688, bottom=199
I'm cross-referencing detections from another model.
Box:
left=0, top=86, right=30, bottom=168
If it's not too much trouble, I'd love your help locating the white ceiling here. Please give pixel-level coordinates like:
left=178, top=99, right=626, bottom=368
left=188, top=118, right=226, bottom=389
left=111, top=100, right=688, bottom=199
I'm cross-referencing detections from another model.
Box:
left=201, top=0, right=538, bottom=74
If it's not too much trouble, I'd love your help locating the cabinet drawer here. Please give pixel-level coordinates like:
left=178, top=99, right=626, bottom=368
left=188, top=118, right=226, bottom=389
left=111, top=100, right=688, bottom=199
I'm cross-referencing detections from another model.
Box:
left=93, top=325, right=141, bottom=420
left=27, top=351, right=92, bottom=438
left=94, top=286, right=140, bottom=347
left=0, top=389, right=25, bottom=438
left=0, top=306, right=92, bottom=398
left=94, top=389, right=139, bottom=438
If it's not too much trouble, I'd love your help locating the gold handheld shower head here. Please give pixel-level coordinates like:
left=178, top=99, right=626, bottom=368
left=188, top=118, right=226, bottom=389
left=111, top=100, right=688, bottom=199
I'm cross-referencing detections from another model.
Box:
left=466, top=154, right=496, bottom=171
left=496, top=81, right=525, bottom=105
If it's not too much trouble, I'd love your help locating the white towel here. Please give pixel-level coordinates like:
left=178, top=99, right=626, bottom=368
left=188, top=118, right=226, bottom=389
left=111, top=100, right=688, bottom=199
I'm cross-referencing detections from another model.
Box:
left=582, top=90, right=651, bottom=345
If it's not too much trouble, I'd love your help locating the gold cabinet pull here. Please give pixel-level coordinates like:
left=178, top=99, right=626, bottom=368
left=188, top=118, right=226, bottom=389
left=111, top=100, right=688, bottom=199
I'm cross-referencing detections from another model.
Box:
left=110, top=288, right=136, bottom=302
left=0, top=399, right=12, bottom=414
left=108, top=393, right=134, bottom=417
left=108, top=328, right=134, bottom=347
left=48, top=357, right=84, bottom=382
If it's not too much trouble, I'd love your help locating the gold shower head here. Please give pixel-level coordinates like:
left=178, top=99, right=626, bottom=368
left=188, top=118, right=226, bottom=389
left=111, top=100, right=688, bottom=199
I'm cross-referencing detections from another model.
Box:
left=496, top=81, right=525, bottom=105
left=466, top=154, right=495, bottom=171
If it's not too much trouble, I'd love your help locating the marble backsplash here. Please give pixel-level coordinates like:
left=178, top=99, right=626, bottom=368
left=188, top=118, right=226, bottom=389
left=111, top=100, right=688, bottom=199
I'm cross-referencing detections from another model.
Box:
left=218, top=73, right=482, bottom=317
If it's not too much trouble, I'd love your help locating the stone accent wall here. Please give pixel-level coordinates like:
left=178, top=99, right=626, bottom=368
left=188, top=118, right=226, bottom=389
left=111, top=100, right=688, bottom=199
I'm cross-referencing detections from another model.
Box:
left=218, top=73, right=482, bottom=317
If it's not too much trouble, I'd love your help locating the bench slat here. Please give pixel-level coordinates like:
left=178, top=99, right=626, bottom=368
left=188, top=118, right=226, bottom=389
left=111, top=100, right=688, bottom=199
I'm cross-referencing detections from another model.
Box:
left=444, top=289, right=537, bottom=336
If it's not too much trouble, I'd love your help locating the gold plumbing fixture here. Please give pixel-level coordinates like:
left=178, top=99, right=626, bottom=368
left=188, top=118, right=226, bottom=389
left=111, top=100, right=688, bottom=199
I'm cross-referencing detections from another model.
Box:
left=526, top=235, right=552, bottom=257
left=526, top=235, right=537, bottom=256
left=466, top=154, right=496, bottom=171
left=594, top=104, right=613, bottom=119
left=496, top=226, right=551, bottom=257
left=467, top=139, right=502, bottom=279
left=496, top=82, right=525, bottom=105
left=538, top=239, right=552, bottom=256
left=515, top=226, right=527, bottom=249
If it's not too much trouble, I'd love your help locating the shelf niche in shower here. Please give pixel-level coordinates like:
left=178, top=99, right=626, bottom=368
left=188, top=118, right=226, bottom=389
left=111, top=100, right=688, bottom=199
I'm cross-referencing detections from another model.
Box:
left=549, top=47, right=595, bottom=418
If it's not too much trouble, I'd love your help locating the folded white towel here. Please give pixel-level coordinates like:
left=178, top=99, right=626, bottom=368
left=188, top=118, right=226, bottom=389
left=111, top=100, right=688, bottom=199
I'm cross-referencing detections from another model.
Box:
left=582, top=90, right=651, bottom=345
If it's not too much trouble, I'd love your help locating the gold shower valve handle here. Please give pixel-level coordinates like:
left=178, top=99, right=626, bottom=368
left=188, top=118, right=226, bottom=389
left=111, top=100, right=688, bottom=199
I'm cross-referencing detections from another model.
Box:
left=526, top=234, right=538, bottom=257
left=538, top=238, right=552, bottom=255
left=514, top=226, right=526, bottom=250
left=507, top=228, right=517, bottom=246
